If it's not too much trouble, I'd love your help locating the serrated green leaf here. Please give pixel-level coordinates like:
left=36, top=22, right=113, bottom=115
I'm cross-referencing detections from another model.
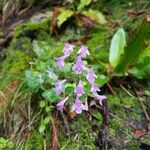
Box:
left=25, top=70, right=43, bottom=91
left=57, top=9, right=74, bottom=27
left=42, top=89, right=58, bottom=102
left=109, top=28, right=126, bottom=67
left=82, top=9, right=107, bottom=25
left=77, top=0, right=91, bottom=11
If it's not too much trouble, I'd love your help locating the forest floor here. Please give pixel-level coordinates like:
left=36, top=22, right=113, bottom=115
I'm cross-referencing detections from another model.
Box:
left=0, top=0, right=150, bottom=150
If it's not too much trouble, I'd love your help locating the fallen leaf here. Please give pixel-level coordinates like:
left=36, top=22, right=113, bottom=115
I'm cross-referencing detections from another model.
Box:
left=134, top=130, right=146, bottom=138
left=76, top=14, right=94, bottom=27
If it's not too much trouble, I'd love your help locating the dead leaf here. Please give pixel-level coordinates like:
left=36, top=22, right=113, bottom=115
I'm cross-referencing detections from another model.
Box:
left=76, top=14, right=94, bottom=27
left=67, top=109, right=76, bottom=119
left=134, top=130, right=146, bottom=138
left=48, top=116, right=59, bottom=150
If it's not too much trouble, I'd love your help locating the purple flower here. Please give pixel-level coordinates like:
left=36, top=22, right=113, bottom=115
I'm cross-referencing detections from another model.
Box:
left=63, top=43, right=74, bottom=57
left=72, top=57, right=85, bottom=74
left=86, top=69, right=97, bottom=83
left=57, top=96, right=68, bottom=111
left=74, top=80, right=85, bottom=97
left=56, top=56, right=65, bottom=69
left=78, top=45, right=90, bottom=58
left=94, top=94, right=107, bottom=105
left=91, top=83, right=100, bottom=93
left=72, top=98, right=86, bottom=114
left=54, top=80, right=66, bottom=95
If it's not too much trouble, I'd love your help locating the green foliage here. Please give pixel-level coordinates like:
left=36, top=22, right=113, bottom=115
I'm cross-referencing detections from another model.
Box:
left=109, top=28, right=126, bottom=67
left=95, top=74, right=109, bottom=86
left=64, top=83, right=76, bottom=94
left=57, top=9, right=74, bottom=27
left=59, top=114, right=96, bottom=149
left=129, top=44, right=150, bottom=79
left=115, top=21, right=150, bottom=75
left=129, top=56, right=150, bottom=79
left=77, top=0, right=91, bottom=11
left=0, top=137, right=14, bottom=149
left=25, top=70, right=43, bottom=91
left=25, top=132, right=44, bottom=150
left=2, top=50, right=31, bottom=74
left=14, top=17, right=50, bottom=38
left=42, top=89, right=59, bottom=102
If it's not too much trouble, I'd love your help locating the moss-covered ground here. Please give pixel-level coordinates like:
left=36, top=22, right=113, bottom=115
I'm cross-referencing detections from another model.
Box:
left=0, top=0, right=150, bottom=149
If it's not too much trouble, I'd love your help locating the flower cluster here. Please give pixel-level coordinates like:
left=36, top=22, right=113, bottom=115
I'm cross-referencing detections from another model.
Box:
left=56, top=43, right=74, bottom=69
left=56, top=43, right=106, bottom=114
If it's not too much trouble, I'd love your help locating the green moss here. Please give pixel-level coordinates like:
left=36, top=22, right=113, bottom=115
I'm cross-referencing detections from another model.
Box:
left=14, top=17, right=51, bottom=38
left=1, top=50, right=31, bottom=74
left=59, top=114, right=96, bottom=150
left=0, top=50, right=31, bottom=89
left=24, top=132, right=44, bottom=150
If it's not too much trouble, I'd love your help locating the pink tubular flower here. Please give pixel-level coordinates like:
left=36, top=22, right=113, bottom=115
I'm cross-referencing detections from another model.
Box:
left=86, top=69, right=97, bottom=83
left=74, top=80, right=85, bottom=97
left=63, top=43, right=74, bottom=57
left=54, top=80, right=66, bottom=95
left=72, top=98, right=86, bottom=114
left=91, top=83, right=100, bottom=93
left=72, top=57, right=85, bottom=74
left=78, top=45, right=90, bottom=58
left=56, top=56, right=65, bottom=69
left=57, top=96, right=69, bottom=111
left=95, top=94, right=107, bottom=105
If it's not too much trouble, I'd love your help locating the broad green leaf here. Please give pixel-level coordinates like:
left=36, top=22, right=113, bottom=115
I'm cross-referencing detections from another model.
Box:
left=42, top=89, right=58, bottom=102
left=82, top=9, right=107, bottom=25
left=77, top=0, right=91, bottom=11
left=109, top=28, right=126, bottom=67
left=129, top=56, right=150, bottom=79
left=57, top=9, right=74, bottom=27
left=138, top=44, right=150, bottom=61
left=115, top=22, right=150, bottom=74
